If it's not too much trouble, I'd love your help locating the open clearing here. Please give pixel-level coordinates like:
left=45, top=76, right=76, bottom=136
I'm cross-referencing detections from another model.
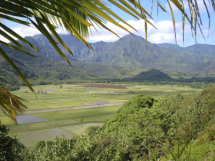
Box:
left=0, top=83, right=202, bottom=148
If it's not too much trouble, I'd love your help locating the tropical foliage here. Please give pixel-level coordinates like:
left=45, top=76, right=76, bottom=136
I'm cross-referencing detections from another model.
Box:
left=0, top=121, right=27, bottom=160
left=2, top=83, right=215, bottom=160
left=0, top=86, right=27, bottom=123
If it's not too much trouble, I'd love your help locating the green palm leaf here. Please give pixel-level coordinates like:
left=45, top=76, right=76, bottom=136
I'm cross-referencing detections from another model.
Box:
left=0, top=86, right=27, bottom=124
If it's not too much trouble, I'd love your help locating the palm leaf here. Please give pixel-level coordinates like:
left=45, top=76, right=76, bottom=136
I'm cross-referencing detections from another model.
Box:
left=0, top=86, right=27, bottom=124
left=0, top=47, right=35, bottom=93
left=202, top=0, right=210, bottom=37
left=0, top=41, right=36, bottom=57
left=0, top=23, right=39, bottom=51
left=0, top=14, right=30, bottom=26
left=167, top=0, right=177, bottom=44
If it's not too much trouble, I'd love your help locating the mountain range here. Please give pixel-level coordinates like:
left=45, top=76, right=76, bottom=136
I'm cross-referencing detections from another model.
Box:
left=1, top=33, right=215, bottom=89
left=32, top=34, right=215, bottom=75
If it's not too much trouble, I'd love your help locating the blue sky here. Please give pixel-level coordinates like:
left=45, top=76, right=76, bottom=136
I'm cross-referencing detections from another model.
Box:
left=1, top=0, right=214, bottom=47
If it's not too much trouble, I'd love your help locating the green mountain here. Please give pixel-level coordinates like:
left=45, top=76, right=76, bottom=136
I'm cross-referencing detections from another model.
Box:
left=188, top=61, right=215, bottom=76
left=133, top=69, right=172, bottom=80
left=2, top=33, right=215, bottom=90
left=0, top=41, right=142, bottom=89
left=32, top=34, right=215, bottom=75
left=0, top=49, right=95, bottom=89
left=157, top=43, right=215, bottom=55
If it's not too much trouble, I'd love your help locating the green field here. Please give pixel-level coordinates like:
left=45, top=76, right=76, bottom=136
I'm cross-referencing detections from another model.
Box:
left=0, top=83, right=202, bottom=148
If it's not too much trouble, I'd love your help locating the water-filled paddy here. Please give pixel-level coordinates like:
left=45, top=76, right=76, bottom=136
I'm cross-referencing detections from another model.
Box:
left=17, top=115, right=48, bottom=124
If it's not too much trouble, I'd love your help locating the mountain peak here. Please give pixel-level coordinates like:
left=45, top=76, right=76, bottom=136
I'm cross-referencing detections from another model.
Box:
left=121, top=34, right=145, bottom=40
left=133, top=69, right=172, bottom=80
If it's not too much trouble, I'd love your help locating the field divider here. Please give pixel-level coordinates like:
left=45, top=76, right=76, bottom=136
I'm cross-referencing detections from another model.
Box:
left=24, top=102, right=125, bottom=114
left=8, top=112, right=116, bottom=134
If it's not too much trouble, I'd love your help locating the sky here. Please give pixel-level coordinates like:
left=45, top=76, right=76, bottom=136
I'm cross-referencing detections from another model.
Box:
left=1, top=0, right=215, bottom=47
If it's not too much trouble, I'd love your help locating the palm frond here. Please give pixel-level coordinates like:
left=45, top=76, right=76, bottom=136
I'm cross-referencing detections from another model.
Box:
left=0, top=86, right=27, bottom=124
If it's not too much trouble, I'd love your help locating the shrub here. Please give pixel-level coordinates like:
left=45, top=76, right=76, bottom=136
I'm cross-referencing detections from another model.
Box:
left=0, top=122, right=27, bottom=161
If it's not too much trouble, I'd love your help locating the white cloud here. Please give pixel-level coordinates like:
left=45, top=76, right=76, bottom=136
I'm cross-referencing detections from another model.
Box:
left=87, top=19, right=192, bottom=45
left=0, top=35, right=8, bottom=43
left=0, top=24, right=68, bottom=43
left=13, top=25, right=40, bottom=36
left=0, top=18, right=208, bottom=46
left=149, top=33, right=182, bottom=44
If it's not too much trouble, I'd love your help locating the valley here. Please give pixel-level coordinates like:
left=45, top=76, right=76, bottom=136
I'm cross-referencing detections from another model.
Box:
left=1, top=34, right=215, bottom=160
left=0, top=83, right=200, bottom=148
left=1, top=0, right=215, bottom=159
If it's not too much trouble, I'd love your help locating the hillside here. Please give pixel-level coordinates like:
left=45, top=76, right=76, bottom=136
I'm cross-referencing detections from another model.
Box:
left=2, top=33, right=215, bottom=90
left=99, top=84, right=215, bottom=160
left=157, top=43, right=215, bottom=55
left=0, top=50, right=96, bottom=90
left=32, top=34, right=215, bottom=75
left=0, top=43, right=142, bottom=89
left=133, top=69, right=172, bottom=80
left=9, top=84, right=215, bottom=160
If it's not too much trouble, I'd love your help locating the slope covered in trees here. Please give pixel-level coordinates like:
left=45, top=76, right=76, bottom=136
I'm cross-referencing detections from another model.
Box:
left=3, top=84, right=215, bottom=160
left=157, top=43, right=215, bottom=56
left=0, top=43, right=142, bottom=90
left=32, top=34, right=215, bottom=75
left=133, top=69, right=173, bottom=80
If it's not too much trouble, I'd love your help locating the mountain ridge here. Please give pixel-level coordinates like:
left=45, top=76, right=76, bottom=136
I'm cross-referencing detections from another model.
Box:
left=30, top=34, right=215, bottom=76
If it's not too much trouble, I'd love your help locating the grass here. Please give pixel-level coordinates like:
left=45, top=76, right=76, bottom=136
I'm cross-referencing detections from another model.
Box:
left=61, top=123, right=104, bottom=136
left=48, top=119, right=78, bottom=126
left=31, top=105, right=121, bottom=121
left=76, top=113, right=114, bottom=123
left=1, top=83, right=202, bottom=148
left=10, top=84, right=200, bottom=111
left=7, top=106, right=122, bottom=134
left=9, top=128, right=75, bottom=148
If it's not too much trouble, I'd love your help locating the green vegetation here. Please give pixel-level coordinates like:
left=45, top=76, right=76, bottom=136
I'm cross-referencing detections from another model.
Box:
left=0, top=122, right=27, bottom=160
left=1, top=0, right=214, bottom=160
left=133, top=69, right=172, bottom=80
left=2, top=83, right=215, bottom=160
left=2, top=34, right=215, bottom=91
left=32, top=34, right=215, bottom=77
left=0, top=83, right=200, bottom=149
left=25, top=83, right=215, bottom=160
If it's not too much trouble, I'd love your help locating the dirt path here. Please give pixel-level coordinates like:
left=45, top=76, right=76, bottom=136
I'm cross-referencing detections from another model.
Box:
left=24, top=102, right=125, bottom=114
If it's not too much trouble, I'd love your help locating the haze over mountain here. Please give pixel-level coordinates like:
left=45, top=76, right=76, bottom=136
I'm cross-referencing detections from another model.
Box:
left=157, top=43, right=215, bottom=56
left=2, top=33, right=215, bottom=90
left=0, top=38, right=142, bottom=89
left=32, top=34, right=215, bottom=75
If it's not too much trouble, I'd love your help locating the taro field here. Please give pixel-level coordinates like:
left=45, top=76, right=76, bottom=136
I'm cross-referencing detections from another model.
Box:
left=0, top=83, right=202, bottom=148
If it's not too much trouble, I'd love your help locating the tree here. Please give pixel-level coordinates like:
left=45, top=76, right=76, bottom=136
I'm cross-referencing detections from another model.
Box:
left=0, top=0, right=214, bottom=122
left=0, top=121, right=26, bottom=160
